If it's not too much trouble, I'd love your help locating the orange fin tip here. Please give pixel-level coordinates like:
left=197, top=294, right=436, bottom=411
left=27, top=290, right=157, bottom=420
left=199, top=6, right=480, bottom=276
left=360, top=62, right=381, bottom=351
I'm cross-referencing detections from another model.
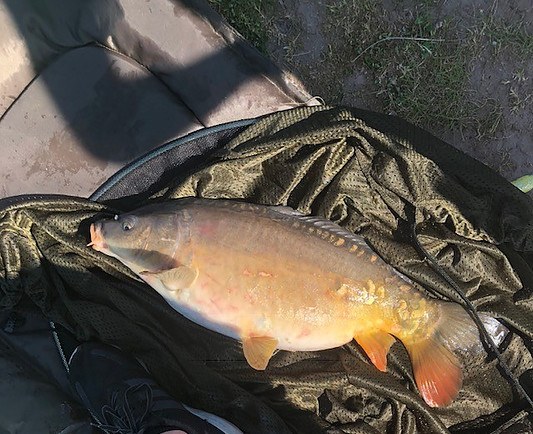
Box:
left=354, top=331, right=396, bottom=372
left=406, top=339, right=463, bottom=407
left=242, top=336, right=278, bottom=370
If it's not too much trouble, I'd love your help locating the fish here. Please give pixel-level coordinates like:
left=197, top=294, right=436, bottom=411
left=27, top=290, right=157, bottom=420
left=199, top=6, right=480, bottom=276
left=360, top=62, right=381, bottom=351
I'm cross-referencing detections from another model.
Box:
left=89, top=198, right=507, bottom=407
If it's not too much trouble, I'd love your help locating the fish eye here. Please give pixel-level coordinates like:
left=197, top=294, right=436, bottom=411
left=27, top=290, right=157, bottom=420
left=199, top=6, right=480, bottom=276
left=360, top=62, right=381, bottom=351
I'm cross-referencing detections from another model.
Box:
left=121, top=217, right=136, bottom=232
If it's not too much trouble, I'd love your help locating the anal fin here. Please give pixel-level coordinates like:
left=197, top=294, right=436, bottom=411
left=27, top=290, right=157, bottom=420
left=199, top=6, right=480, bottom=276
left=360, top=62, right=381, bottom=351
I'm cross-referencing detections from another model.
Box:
left=405, top=338, right=462, bottom=407
left=354, top=331, right=396, bottom=372
left=242, top=336, right=278, bottom=370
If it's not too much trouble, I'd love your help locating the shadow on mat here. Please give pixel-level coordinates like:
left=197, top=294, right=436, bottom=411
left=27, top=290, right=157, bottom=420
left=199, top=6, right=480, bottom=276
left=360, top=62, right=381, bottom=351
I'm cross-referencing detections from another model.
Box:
left=1, top=0, right=283, bottom=164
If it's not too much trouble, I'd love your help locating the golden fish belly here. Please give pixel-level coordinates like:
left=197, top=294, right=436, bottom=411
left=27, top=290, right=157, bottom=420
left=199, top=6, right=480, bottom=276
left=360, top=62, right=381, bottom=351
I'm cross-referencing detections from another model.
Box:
left=171, top=240, right=398, bottom=352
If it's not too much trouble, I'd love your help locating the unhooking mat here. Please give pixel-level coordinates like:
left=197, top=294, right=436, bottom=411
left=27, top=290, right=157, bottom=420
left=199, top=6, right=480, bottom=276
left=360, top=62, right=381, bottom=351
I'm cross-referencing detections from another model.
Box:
left=0, top=106, right=532, bottom=433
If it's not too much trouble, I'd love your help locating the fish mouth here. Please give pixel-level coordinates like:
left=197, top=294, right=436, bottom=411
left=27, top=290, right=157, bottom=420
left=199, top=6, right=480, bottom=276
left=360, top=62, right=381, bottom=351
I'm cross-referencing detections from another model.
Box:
left=88, top=222, right=108, bottom=252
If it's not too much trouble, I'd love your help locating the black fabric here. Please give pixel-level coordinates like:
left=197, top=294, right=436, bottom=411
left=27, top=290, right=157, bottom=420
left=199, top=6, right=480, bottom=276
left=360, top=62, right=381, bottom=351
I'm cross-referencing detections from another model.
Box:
left=0, top=106, right=532, bottom=433
left=93, top=122, right=251, bottom=204
left=69, top=342, right=225, bottom=434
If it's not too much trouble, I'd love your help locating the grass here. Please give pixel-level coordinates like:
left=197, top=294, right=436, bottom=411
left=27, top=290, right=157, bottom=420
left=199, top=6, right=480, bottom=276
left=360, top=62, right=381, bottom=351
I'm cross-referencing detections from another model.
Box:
left=324, top=0, right=496, bottom=134
left=483, top=18, right=533, bottom=58
left=323, top=0, right=532, bottom=139
left=207, top=0, right=274, bottom=53
left=208, top=0, right=532, bottom=141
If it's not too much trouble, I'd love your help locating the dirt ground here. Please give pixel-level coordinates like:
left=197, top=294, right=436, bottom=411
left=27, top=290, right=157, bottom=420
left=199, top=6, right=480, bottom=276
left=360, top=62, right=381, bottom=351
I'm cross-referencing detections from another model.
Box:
left=215, top=0, right=532, bottom=186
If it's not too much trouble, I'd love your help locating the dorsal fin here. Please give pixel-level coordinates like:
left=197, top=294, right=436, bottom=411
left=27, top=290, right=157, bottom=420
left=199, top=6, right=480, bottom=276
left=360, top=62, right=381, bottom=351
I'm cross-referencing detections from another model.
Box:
left=269, top=205, right=306, bottom=217
left=267, top=205, right=368, bottom=248
left=266, top=204, right=418, bottom=285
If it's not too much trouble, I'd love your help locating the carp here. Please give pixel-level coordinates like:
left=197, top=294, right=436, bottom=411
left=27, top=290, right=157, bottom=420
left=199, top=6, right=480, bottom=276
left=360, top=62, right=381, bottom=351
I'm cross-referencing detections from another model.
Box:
left=89, top=198, right=506, bottom=407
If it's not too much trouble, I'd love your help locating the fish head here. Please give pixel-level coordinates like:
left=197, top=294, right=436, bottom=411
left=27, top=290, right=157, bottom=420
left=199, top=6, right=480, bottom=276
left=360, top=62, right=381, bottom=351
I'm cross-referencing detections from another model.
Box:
left=90, top=213, right=145, bottom=253
left=89, top=209, right=185, bottom=273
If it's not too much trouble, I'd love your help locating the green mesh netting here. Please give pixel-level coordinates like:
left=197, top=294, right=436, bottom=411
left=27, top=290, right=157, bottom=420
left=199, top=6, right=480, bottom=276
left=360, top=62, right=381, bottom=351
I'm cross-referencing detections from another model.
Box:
left=1, top=106, right=532, bottom=433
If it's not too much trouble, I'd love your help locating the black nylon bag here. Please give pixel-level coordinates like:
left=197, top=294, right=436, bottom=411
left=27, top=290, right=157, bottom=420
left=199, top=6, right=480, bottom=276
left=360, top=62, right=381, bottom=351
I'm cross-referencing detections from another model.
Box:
left=0, top=106, right=532, bottom=434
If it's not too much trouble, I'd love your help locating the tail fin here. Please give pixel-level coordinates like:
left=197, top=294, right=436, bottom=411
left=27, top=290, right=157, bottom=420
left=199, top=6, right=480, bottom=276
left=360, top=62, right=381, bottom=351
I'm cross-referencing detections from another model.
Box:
left=403, top=302, right=508, bottom=407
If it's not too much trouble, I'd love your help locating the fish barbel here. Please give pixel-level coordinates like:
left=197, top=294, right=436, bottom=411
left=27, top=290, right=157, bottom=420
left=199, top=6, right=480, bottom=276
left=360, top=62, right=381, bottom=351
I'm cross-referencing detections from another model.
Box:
left=89, top=198, right=506, bottom=407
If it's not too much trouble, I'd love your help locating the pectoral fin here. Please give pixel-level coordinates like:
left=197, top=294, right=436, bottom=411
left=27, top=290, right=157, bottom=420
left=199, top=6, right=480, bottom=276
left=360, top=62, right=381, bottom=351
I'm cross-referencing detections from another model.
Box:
left=242, top=336, right=278, bottom=370
left=354, top=331, right=396, bottom=372
left=141, top=266, right=198, bottom=291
